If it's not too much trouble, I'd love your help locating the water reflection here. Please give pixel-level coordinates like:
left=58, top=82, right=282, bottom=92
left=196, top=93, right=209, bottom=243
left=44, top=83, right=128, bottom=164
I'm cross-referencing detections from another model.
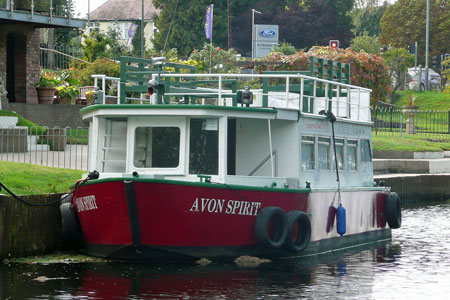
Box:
left=1, top=201, right=450, bottom=299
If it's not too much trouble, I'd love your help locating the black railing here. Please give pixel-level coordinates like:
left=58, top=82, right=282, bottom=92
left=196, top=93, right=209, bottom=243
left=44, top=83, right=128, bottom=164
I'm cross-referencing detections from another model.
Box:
left=372, top=106, right=450, bottom=141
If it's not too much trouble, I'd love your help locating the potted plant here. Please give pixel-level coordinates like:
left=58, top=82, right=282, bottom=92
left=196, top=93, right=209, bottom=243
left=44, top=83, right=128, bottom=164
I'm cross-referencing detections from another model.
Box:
left=55, top=71, right=80, bottom=104
left=35, top=71, right=58, bottom=104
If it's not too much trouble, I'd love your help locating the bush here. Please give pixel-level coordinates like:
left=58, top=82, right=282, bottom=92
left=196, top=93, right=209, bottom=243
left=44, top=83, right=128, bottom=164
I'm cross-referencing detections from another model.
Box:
left=261, top=46, right=390, bottom=104
left=71, top=58, right=120, bottom=89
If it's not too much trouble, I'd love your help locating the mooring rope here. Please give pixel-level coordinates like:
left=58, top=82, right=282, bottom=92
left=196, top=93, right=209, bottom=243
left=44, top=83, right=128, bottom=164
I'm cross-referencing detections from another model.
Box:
left=0, top=170, right=99, bottom=207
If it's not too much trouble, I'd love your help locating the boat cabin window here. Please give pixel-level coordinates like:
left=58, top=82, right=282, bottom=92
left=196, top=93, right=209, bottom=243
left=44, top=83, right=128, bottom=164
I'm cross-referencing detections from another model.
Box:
left=301, top=136, right=315, bottom=170
left=347, top=140, right=358, bottom=171
left=189, top=118, right=219, bottom=175
left=318, top=137, right=331, bottom=170
left=335, top=138, right=345, bottom=170
left=360, top=139, right=372, bottom=162
left=133, top=127, right=180, bottom=168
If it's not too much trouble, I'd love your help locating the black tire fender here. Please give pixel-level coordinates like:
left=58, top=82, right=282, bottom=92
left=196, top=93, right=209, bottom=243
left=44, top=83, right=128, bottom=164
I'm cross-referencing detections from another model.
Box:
left=284, top=211, right=311, bottom=253
left=254, top=206, right=288, bottom=248
left=60, top=201, right=83, bottom=247
left=385, top=192, right=401, bottom=229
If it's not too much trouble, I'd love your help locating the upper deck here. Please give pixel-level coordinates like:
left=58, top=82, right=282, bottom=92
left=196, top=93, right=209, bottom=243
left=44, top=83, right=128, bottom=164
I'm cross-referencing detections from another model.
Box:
left=82, top=57, right=375, bottom=190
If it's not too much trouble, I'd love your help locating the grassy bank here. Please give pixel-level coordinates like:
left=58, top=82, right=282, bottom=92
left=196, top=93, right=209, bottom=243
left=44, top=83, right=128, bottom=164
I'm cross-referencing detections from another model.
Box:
left=392, top=90, right=450, bottom=110
left=372, top=136, right=450, bottom=152
left=0, top=161, right=83, bottom=195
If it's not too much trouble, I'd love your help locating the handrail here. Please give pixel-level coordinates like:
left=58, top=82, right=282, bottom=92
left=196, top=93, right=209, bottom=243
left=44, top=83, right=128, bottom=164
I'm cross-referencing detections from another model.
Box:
left=39, top=48, right=91, bottom=64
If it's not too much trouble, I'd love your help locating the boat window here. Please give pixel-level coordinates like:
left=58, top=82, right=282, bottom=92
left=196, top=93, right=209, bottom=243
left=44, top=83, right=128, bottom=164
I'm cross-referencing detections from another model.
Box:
left=318, top=137, right=331, bottom=170
left=133, top=127, right=180, bottom=168
left=347, top=140, right=358, bottom=171
left=360, top=139, right=372, bottom=162
left=335, top=138, right=345, bottom=170
left=301, top=136, right=315, bottom=170
left=189, top=118, right=219, bottom=175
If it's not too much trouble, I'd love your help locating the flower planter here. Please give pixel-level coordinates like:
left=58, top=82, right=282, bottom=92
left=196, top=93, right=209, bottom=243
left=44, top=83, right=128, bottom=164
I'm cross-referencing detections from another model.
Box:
left=36, top=87, right=57, bottom=104
left=402, top=106, right=419, bottom=134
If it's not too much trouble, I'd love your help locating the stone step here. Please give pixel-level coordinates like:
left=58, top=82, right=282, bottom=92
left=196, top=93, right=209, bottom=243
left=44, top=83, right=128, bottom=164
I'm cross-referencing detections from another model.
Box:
left=374, top=158, right=450, bottom=175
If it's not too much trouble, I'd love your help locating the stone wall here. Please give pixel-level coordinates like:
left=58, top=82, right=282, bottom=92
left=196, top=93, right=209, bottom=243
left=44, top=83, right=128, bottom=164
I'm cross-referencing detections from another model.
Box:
left=0, top=194, right=64, bottom=258
left=3, top=102, right=88, bottom=128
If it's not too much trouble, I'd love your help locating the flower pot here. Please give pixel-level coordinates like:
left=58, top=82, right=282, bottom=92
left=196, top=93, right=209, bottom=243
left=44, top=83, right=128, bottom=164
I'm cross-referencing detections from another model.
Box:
left=60, top=95, right=75, bottom=105
left=36, top=87, right=57, bottom=104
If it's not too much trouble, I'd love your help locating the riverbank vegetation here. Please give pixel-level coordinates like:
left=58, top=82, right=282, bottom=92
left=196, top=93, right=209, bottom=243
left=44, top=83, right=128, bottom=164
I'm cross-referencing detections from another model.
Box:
left=0, top=161, right=83, bottom=195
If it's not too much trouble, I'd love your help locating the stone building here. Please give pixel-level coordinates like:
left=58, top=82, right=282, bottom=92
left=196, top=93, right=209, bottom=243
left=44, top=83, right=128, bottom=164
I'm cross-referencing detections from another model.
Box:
left=0, top=1, right=85, bottom=104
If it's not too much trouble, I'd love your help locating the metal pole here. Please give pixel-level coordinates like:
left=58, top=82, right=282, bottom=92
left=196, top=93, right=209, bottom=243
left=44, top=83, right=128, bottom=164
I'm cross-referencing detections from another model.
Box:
left=251, top=9, right=261, bottom=59
left=252, top=9, right=255, bottom=59
left=209, top=4, right=214, bottom=74
left=425, top=0, right=430, bottom=90
left=88, top=0, right=90, bottom=36
left=141, top=0, right=144, bottom=58
left=415, top=41, right=418, bottom=69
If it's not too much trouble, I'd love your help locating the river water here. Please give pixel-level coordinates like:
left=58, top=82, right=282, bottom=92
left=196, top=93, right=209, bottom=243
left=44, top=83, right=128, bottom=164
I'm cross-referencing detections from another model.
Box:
left=1, top=200, right=450, bottom=299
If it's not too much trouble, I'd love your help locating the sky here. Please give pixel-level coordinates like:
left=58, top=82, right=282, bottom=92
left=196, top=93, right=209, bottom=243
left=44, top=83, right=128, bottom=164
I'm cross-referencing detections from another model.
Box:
left=73, top=0, right=109, bottom=18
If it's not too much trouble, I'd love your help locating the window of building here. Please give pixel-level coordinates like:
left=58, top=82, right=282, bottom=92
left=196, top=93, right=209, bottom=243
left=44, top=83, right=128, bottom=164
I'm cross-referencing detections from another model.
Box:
left=301, top=136, right=315, bottom=170
left=189, top=118, right=219, bottom=175
left=318, top=137, right=331, bottom=170
left=360, top=139, right=372, bottom=163
left=335, top=138, right=345, bottom=170
left=133, top=126, right=180, bottom=168
left=347, top=140, right=358, bottom=171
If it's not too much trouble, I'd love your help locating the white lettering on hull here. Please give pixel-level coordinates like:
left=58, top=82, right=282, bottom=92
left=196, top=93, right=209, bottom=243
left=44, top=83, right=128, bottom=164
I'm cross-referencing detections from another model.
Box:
left=190, top=197, right=261, bottom=216
left=76, top=195, right=98, bottom=212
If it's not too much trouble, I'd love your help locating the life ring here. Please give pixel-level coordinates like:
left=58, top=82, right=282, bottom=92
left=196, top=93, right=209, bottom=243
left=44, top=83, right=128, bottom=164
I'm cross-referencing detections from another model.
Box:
left=284, top=211, right=311, bottom=253
left=384, top=192, right=401, bottom=229
left=60, top=196, right=84, bottom=248
left=254, top=206, right=288, bottom=248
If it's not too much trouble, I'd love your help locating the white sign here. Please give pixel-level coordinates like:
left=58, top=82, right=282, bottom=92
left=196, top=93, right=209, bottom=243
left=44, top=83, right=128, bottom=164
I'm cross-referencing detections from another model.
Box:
left=254, top=24, right=279, bottom=58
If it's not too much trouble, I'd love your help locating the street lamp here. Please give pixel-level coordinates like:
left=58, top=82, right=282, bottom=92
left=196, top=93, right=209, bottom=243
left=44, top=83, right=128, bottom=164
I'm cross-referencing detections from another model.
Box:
left=425, top=0, right=430, bottom=90
left=251, top=8, right=262, bottom=59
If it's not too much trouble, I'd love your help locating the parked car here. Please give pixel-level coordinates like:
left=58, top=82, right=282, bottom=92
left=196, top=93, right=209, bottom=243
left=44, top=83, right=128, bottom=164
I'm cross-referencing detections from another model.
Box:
left=407, top=68, right=441, bottom=91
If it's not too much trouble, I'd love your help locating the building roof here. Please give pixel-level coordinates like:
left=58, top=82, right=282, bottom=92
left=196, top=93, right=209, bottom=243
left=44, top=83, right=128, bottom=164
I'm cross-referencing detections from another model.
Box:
left=89, top=0, right=159, bottom=21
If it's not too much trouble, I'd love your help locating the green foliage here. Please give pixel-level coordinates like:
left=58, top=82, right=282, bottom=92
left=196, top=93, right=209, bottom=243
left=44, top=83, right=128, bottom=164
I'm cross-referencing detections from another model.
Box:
left=0, top=111, right=46, bottom=135
left=351, top=4, right=387, bottom=37
left=81, top=30, right=108, bottom=62
left=382, top=47, right=414, bottom=99
left=0, top=161, right=83, bottom=195
left=34, top=70, right=60, bottom=88
left=442, top=57, right=450, bottom=95
left=71, top=58, right=120, bottom=89
left=350, top=34, right=380, bottom=55
left=188, top=44, right=240, bottom=73
left=271, top=42, right=297, bottom=55
left=380, top=0, right=450, bottom=66
left=262, top=46, right=390, bottom=104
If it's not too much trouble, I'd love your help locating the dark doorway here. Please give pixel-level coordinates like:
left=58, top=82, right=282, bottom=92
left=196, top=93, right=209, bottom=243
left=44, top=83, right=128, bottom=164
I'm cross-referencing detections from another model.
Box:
left=6, top=31, right=27, bottom=103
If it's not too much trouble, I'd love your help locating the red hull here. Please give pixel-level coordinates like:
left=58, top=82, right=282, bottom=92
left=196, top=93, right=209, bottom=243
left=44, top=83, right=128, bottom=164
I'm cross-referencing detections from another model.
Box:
left=71, top=178, right=391, bottom=259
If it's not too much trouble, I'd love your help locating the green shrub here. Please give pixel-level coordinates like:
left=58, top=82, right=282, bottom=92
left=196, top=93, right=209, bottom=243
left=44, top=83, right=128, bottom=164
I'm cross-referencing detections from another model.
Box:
left=72, top=58, right=120, bottom=89
left=261, top=46, right=389, bottom=104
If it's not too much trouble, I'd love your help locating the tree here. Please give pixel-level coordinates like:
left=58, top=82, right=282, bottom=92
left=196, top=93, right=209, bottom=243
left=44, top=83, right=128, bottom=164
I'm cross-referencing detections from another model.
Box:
left=351, top=3, right=387, bottom=37
left=382, top=47, right=414, bottom=100
left=81, top=30, right=108, bottom=62
left=380, top=0, right=450, bottom=66
left=350, top=34, right=380, bottom=55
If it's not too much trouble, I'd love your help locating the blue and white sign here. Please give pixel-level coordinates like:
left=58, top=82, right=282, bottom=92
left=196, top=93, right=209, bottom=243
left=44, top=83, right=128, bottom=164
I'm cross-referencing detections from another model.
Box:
left=254, top=24, right=279, bottom=58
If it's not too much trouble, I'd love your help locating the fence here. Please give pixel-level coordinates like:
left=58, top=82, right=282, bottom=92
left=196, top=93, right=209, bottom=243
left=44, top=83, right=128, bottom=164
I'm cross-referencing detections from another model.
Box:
left=372, top=106, right=450, bottom=141
left=0, top=126, right=89, bottom=171
left=40, top=46, right=88, bottom=70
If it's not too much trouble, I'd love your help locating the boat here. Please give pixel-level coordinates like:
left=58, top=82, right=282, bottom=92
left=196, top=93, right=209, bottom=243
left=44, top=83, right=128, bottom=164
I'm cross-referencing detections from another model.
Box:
left=60, top=55, right=402, bottom=260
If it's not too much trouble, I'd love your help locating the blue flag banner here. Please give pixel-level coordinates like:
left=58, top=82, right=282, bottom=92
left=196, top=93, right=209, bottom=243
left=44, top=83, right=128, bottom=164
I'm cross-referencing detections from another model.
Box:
left=127, top=24, right=139, bottom=49
left=204, top=5, right=213, bottom=40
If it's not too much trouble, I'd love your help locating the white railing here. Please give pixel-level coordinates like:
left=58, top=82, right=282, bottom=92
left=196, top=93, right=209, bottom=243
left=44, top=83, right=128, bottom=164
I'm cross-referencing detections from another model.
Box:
left=92, top=75, right=120, bottom=104
left=148, top=73, right=373, bottom=122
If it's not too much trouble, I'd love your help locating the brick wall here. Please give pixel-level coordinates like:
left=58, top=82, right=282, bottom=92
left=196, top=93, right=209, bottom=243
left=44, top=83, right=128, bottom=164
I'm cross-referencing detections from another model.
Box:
left=3, top=103, right=89, bottom=128
left=0, top=25, right=40, bottom=104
